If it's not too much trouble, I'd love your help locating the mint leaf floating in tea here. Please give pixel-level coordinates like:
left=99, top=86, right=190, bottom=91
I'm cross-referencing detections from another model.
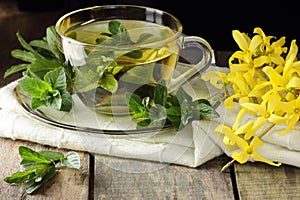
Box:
left=4, top=146, right=80, bottom=195
left=125, top=80, right=220, bottom=131
left=95, top=20, right=154, bottom=59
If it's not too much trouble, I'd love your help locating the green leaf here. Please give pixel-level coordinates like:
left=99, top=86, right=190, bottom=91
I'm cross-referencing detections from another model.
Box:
left=125, top=92, right=142, bottom=113
left=124, top=50, right=143, bottom=59
left=46, top=26, right=61, bottom=60
left=44, top=67, right=66, bottom=92
left=45, top=90, right=62, bottom=110
left=4, top=63, right=29, bottom=79
left=18, top=78, right=52, bottom=98
left=16, top=31, right=43, bottom=59
left=196, top=98, right=213, bottom=106
left=108, top=20, right=126, bottom=35
left=166, top=106, right=182, bottom=130
left=95, top=37, right=106, bottom=44
left=19, top=146, right=51, bottom=164
left=166, top=95, right=180, bottom=107
left=180, top=99, right=193, bottom=125
left=148, top=104, right=167, bottom=126
left=107, top=20, right=133, bottom=45
left=153, top=80, right=167, bottom=106
left=24, top=164, right=56, bottom=194
left=195, top=100, right=220, bottom=119
left=98, top=73, right=118, bottom=93
left=31, top=98, right=46, bottom=110
left=175, top=87, right=193, bottom=104
left=60, top=91, right=73, bottom=112
left=62, top=152, right=81, bottom=169
left=39, top=150, right=65, bottom=161
left=137, top=119, right=151, bottom=128
left=29, top=58, right=61, bottom=79
left=11, top=49, right=36, bottom=62
left=4, top=168, right=36, bottom=184
left=29, top=39, right=50, bottom=51
left=67, top=31, right=77, bottom=39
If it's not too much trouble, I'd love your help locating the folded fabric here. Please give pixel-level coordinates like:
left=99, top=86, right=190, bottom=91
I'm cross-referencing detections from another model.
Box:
left=0, top=72, right=224, bottom=168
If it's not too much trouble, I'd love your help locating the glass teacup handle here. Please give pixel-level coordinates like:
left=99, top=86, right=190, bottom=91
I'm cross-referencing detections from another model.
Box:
left=169, top=36, right=214, bottom=92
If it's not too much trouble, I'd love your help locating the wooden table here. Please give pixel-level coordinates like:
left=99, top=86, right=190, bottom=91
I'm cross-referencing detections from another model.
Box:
left=1, top=1, right=300, bottom=199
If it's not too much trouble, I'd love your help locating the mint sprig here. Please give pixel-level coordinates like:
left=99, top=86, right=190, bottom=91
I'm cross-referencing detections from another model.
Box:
left=125, top=80, right=220, bottom=131
left=4, top=146, right=80, bottom=194
left=4, top=25, right=75, bottom=112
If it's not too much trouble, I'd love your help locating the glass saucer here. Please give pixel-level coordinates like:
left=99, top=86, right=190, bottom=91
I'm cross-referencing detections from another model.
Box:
left=13, top=85, right=175, bottom=135
left=13, top=65, right=224, bottom=135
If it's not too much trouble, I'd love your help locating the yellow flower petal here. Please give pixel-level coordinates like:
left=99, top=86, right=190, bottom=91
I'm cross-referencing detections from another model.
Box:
left=245, top=117, right=267, bottom=140
left=251, top=152, right=281, bottom=167
left=249, top=35, right=263, bottom=51
left=263, top=66, right=286, bottom=87
left=250, top=136, right=263, bottom=149
left=240, top=102, right=265, bottom=115
left=232, top=151, right=249, bottom=164
left=232, top=30, right=250, bottom=51
left=253, top=27, right=266, bottom=38
left=201, top=71, right=227, bottom=89
left=279, top=114, right=300, bottom=135
left=268, top=114, right=286, bottom=124
left=286, top=76, right=300, bottom=89
left=253, top=56, right=270, bottom=68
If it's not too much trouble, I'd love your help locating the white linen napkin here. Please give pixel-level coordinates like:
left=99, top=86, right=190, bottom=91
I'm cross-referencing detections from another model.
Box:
left=0, top=73, right=224, bottom=168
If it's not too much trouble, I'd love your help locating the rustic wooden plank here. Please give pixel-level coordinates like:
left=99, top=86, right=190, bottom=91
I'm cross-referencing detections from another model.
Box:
left=0, top=137, right=90, bottom=200
left=94, top=154, right=235, bottom=199
left=234, top=162, right=300, bottom=200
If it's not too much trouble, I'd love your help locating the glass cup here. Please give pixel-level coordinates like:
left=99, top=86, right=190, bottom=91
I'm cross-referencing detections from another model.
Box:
left=55, top=5, right=214, bottom=116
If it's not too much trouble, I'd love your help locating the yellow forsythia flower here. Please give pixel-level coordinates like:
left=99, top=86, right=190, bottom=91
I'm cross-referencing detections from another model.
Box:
left=202, top=27, right=300, bottom=167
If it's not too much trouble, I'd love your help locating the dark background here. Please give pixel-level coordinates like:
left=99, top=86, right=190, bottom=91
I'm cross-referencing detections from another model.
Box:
left=17, top=0, right=300, bottom=52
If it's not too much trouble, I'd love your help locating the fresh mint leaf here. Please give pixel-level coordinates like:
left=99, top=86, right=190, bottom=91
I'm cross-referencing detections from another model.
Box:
left=60, top=91, right=73, bottom=112
left=148, top=104, right=167, bottom=127
left=18, top=78, right=52, bottom=98
left=29, top=39, right=49, bottom=51
left=31, top=98, right=47, bottom=110
left=153, top=80, right=167, bottom=106
left=29, top=58, right=62, bottom=79
left=24, top=164, right=56, bottom=194
left=108, top=20, right=126, bottom=35
left=16, top=31, right=43, bottom=59
left=4, top=146, right=81, bottom=194
left=11, top=49, right=37, bottom=63
left=124, top=50, right=143, bottom=59
left=125, top=92, right=143, bottom=113
left=4, top=168, right=37, bottom=184
left=62, top=151, right=81, bottom=169
left=166, top=106, right=181, bottom=130
left=194, top=99, right=220, bottom=119
left=98, top=73, right=118, bottom=93
left=46, top=26, right=62, bottom=60
left=44, top=67, right=67, bottom=92
left=3, top=63, right=28, bottom=79
left=19, top=146, right=51, bottom=164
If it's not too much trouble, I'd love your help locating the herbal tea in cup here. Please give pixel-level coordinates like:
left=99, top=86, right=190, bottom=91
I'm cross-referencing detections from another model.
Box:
left=55, top=5, right=214, bottom=116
